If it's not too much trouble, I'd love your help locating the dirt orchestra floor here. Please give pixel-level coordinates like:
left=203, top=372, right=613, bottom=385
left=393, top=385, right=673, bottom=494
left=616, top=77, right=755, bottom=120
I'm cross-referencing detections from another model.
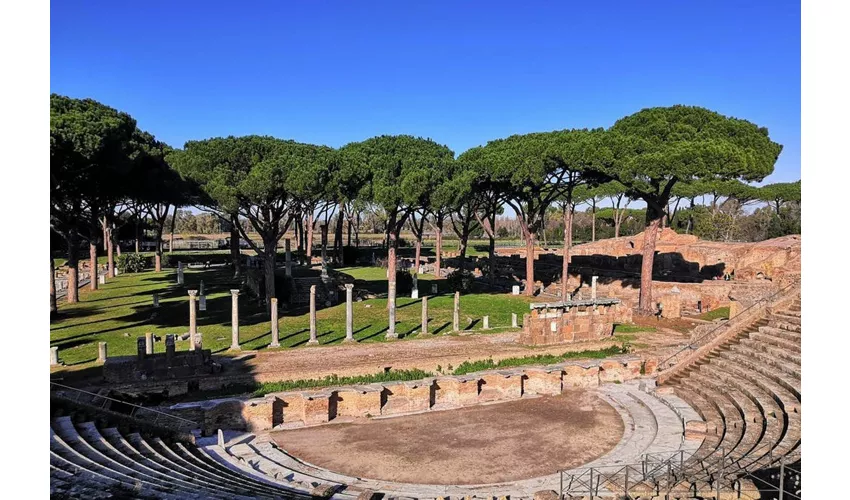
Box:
left=271, top=390, right=624, bottom=485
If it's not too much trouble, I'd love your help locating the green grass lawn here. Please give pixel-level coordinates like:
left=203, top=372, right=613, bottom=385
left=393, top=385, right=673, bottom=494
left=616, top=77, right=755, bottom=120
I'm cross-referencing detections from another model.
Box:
left=694, top=306, right=730, bottom=321
left=50, top=265, right=536, bottom=366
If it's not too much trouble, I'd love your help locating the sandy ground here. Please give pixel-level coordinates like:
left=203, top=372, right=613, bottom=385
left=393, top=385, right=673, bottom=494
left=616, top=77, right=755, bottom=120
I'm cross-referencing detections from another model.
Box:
left=224, top=326, right=689, bottom=383
left=272, top=390, right=623, bottom=485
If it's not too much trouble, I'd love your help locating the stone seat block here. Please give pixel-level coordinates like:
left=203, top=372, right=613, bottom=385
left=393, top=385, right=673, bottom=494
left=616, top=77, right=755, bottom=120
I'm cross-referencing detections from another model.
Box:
left=333, top=387, right=383, bottom=418
left=478, top=371, right=522, bottom=402
left=561, top=365, right=599, bottom=388
left=523, top=368, right=562, bottom=395
left=300, top=392, right=331, bottom=425
left=433, top=376, right=480, bottom=408
left=598, top=360, right=626, bottom=384
left=381, top=380, right=432, bottom=415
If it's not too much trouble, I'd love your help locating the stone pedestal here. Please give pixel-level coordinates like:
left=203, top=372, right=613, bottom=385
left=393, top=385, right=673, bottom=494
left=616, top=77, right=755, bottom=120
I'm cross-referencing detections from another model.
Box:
left=97, top=342, right=108, bottom=363
left=344, top=284, right=355, bottom=342
left=411, top=275, right=418, bottom=299
left=137, top=337, right=147, bottom=360
left=153, top=294, right=160, bottom=308
left=199, top=280, right=205, bottom=296
left=188, top=290, right=198, bottom=350
left=483, top=315, right=490, bottom=329
left=177, top=262, right=184, bottom=285
left=420, top=296, right=428, bottom=335
left=308, top=285, right=318, bottom=344
left=512, top=285, right=520, bottom=295
left=145, top=332, right=154, bottom=355
left=230, top=290, right=241, bottom=350
left=50, top=346, right=59, bottom=366
left=512, top=313, right=518, bottom=328
left=199, top=295, right=207, bottom=311
left=165, top=334, right=175, bottom=359
left=98, top=274, right=105, bottom=285
left=269, top=297, right=281, bottom=348
left=431, top=283, right=438, bottom=294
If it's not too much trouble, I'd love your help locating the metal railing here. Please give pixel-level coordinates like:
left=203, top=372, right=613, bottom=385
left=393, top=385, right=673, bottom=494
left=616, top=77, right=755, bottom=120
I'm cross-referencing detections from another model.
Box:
left=559, top=441, right=801, bottom=499
left=50, top=381, right=198, bottom=430
left=658, top=282, right=800, bottom=373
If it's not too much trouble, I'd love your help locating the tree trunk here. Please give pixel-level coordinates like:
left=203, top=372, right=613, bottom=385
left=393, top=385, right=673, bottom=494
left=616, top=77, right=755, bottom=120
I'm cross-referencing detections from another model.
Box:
left=169, top=208, right=177, bottom=253
left=591, top=202, right=597, bottom=242
left=230, top=215, right=241, bottom=278
left=347, top=217, right=352, bottom=247
left=614, top=215, right=621, bottom=239
left=50, top=255, right=57, bottom=315
left=523, top=224, right=535, bottom=297
left=320, top=224, right=329, bottom=263
left=355, top=212, right=360, bottom=248
left=638, top=214, right=663, bottom=313
left=335, top=211, right=344, bottom=264
left=434, top=217, right=443, bottom=278
left=135, top=219, right=140, bottom=253
left=561, top=206, right=572, bottom=301
left=107, top=226, right=115, bottom=278
left=66, top=231, right=79, bottom=303
left=488, top=229, right=496, bottom=284
left=102, top=216, right=109, bottom=252
left=306, top=214, right=315, bottom=260
left=89, top=231, right=98, bottom=291
left=263, top=241, right=277, bottom=312
left=414, top=238, right=421, bottom=274
left=387, top=225, right=398, bottom=311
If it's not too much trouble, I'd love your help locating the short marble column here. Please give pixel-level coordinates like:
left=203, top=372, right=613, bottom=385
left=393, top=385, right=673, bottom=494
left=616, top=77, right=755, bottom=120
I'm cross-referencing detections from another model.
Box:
left=269, top=297, right=280, bottom=348
left=386, top=282, right=398, bottom=339
left=98, top=342, right=108, bottom=363
left=308, top=285, right=319, bottom=344
left=145, top=332, right=154, bottom=355
left=177, top=262, right=184, bottom=285
left=285, top=238, right=293, bottom=277
left=152, top=293, right=160, bottom=308
left=99, top=274, right=106, bottom=285
left=483, top=315, right=490, bottom=329
left=453, top=291, right=460, bottom=333
left=411, top=274, right=419, bottom=299
left=188, top=290, right=198, bottom=350
left=50, top=346, right=59, bottom=366
left=420, top=296, right=428, bottom=335
left=512, top=313, right=518, bottom=328
left=230, top=290, right=241, bottom=351
left=344, top=284, right=355, bottom=342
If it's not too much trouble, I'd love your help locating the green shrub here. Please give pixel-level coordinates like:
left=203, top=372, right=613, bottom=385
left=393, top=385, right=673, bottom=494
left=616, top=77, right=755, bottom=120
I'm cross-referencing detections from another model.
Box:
left=117, top=253, right=148, bottom=273
left=446, top=269, right=475, bottom=293
left=160, top=253, right=172, bottom=268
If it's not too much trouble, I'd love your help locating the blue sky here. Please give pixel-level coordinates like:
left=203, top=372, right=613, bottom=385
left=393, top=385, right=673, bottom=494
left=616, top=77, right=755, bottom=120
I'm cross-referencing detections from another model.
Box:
left=51, top=0, right=800, bottom=183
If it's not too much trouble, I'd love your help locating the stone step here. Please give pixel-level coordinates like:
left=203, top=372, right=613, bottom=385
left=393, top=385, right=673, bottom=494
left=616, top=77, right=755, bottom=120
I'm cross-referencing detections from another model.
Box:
left=738, top=337, right=801, bottom=365
left=750, top=331, right=801, bottom=353
left=769, top=312, right=801, bottom=326
left=728, top=343, right=801, bottom=380
left=767, top=318, right=802, bottom=333
left=758, top=325, right=801, bottom=344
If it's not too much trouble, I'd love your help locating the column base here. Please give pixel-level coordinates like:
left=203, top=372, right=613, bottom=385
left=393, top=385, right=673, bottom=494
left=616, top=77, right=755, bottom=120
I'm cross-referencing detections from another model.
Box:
left=307, top=339, right=319, bottom=344
left=385, top=332, right=399, bottom=339
left=229, top=345, right=241, bottom=351
left=343, top=337, right=356, bottom=343
left=268, top=342, right=281, bottom=348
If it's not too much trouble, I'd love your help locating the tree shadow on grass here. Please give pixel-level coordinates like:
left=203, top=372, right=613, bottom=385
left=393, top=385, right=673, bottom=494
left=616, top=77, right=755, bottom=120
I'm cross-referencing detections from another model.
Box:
left=466, top=319, right=480, bottom=330
left=432, top=322, right=451, bottom=335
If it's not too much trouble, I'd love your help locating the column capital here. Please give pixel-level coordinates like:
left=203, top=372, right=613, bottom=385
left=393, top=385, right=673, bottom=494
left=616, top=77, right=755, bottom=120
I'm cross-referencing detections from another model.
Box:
left=230, top=289, right=240, bottom=296
left=345, top=283, right=354, bottom=290
left=310, top=284, right=317, bottom=292
left=270, top=297, right=278, bottom=304
left=188, top=290, right=198, bottom=297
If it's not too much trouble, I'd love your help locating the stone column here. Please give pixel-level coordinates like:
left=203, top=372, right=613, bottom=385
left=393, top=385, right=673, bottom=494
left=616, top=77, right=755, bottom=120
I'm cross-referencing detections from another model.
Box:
left=145, top=332, right=154, bottom=355
left=411, top=274, right=419, bottom=299
left=230, top=289, right=241, bottom=351
left=308, top=285, right=319, bottom=344
left=188, top=290, right=198, bottom=350
left=344, top=284, right=355, bottom=342
left=269, top=297, right=280, bottom=348
left=420, top=296, right=428, bottom=335
left=99, top=274, right=105, bottom=285
left=177, top=262, right=184, bottom=285
left=453, top=291, right=460, bottom=333
left=153, top=293, right=160, bottom=308
left=50, top=346, right=59, bottom=366
left=199, top=280, right=205, bottom=296
left=386, top=282, right=398, bottom=339
left=483, top=315, right=490, bottom=329
left=98, top=342, right=108, bottom=363
left=512, top=312, right=518, bottom=328
left=285, top=238, right=293, bottom=277
left=591, top=275, right=598, bottom=300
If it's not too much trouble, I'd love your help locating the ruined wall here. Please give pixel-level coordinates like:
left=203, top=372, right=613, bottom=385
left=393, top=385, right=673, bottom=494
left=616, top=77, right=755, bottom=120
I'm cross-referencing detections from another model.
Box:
left=168, top=355, right=656, bottom=433
left=519, top=302, right=633, bottom=346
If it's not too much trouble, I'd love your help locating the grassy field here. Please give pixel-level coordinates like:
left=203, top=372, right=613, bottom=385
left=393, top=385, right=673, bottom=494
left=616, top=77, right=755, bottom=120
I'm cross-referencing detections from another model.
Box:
left=50, top=265, right=538, bottom=366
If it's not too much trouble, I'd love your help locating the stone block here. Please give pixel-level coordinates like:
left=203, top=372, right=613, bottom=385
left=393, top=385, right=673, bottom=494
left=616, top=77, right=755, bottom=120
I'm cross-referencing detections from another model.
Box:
left=624, top=359, right=642, bottom=380
left=533, top=491, right=559, bottom=500
left=334, top=387, right=382, bottom=418
left=479, top=371, right=522, bottom=402
left=241, top=397, right=275, bottom=432
left=599, top=360, right=625, bottom=384
left=561, top=365, right=599, bottom=388
left=433, top=376, right=480, bottom=408
left=381, top=380, right=433, bottom=415
left=643, top=358, right=658, bottom=376
left=685, top=420, right=707, bottom=440
left=523, top=368, right=562, bottom=396
left=300, top=393, right=331, bottom=425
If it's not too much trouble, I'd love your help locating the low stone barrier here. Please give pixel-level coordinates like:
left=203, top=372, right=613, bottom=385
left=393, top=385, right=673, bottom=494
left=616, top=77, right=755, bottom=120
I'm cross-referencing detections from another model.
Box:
left=169, top=355, right=657, bottom=435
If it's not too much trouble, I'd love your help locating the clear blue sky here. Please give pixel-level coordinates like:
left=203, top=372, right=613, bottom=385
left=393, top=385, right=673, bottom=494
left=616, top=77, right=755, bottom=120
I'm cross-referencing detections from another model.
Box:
left=51, top=0, right=800, bottom=183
